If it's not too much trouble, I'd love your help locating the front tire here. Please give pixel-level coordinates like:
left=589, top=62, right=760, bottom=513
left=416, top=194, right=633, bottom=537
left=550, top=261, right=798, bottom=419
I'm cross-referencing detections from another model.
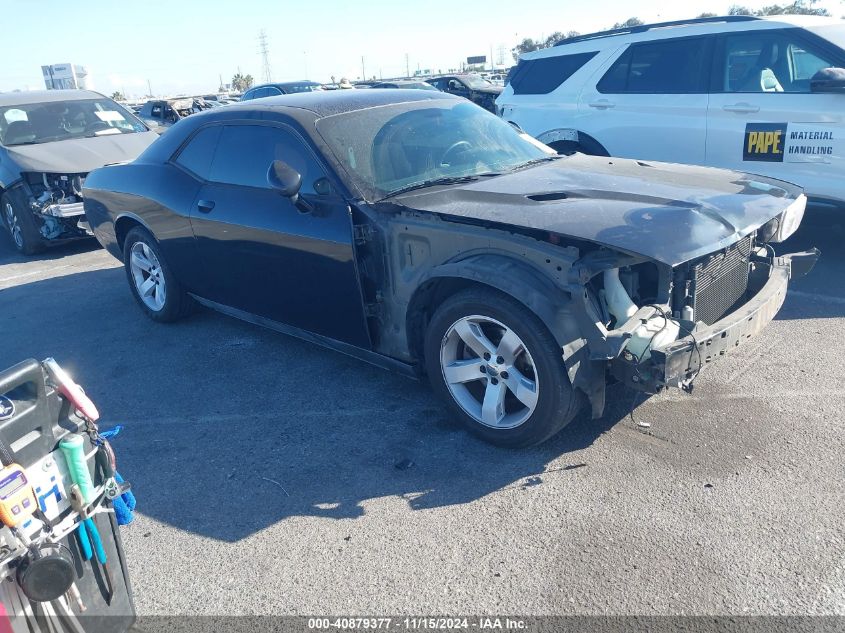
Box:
left=123, top=226, right=195, bottom=322
left=424, top=287, right=583, bottom=448
left=2, top=193, right=44, bottom=255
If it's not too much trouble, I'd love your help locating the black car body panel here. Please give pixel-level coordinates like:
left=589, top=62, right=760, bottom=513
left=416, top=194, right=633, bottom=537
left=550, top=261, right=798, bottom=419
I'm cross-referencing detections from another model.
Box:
left=389, top=154, right=803, bottom=266
left=82, top=90, right=816, bottom=421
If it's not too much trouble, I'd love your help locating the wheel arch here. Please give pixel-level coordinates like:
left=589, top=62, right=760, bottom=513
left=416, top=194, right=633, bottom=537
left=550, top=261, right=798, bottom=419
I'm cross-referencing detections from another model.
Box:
left=538, top=129, right=609, bottom=156
left=405, top=254, right=580, bottom=369
left=114, top=213, right=154, bottom=252
left=404, top=252, right=607, bottom=417
left=0, top=181, right=28, bottom=203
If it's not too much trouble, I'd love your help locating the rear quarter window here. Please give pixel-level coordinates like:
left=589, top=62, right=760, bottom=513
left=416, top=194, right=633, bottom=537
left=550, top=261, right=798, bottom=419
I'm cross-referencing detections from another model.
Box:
left=174, top=126, right=222, bottom=179
left=510, top=52, right=599, bottom=94
left=598, top=36, right=711, bottom=94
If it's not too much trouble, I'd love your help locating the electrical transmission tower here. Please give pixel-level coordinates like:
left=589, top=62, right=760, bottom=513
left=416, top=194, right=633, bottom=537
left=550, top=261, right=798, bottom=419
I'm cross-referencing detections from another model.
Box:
left=258, top=30, right=272, bottom=83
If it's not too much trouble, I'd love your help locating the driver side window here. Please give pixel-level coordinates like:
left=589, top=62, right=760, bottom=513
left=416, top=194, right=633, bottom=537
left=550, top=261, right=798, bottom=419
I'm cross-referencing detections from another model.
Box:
left=721, top=30, right=840, bottom=93
left=208, top=124, right=326, bottom=193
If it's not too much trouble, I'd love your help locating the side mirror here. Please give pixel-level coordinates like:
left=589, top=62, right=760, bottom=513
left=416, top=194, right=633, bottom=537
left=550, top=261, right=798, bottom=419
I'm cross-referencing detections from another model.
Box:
left=267, top=160, right=314, bottom=213
left=267, top=160, right=302, bottom=199
left=810, top=67, right=845, bottom=93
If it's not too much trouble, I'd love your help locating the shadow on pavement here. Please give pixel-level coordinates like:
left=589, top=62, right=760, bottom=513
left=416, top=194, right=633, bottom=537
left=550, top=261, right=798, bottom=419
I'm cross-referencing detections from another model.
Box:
left=775, top=205, right=844, bottom=321
left=0, top=235, right=100, bottom=266
left=0, top=266, right=625, bottom=543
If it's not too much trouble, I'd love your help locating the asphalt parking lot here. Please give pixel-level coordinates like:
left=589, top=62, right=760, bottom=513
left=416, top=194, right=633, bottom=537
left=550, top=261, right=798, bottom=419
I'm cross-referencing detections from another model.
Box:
left=0, top=209, right=843, bottom=616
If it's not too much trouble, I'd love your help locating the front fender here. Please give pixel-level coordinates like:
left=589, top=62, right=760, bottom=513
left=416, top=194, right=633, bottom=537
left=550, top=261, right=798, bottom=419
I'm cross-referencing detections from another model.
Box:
left=0, top=153, right=22, bottom=192
left=421, top=254, right=572, bottom=340
left=413, top=253, right=605, bottom=414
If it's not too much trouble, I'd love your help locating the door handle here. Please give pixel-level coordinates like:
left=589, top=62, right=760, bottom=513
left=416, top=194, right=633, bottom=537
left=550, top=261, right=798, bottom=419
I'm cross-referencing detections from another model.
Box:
left=196, top=200, right=215, bottom=213
left=588, top=99, right=615, bottom=110
left=722, top=103, right=760, bottom=114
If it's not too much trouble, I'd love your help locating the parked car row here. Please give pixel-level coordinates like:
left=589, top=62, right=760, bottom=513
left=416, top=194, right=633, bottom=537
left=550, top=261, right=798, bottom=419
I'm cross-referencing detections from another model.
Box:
left=0, top=71, right=502, bottom=255
left=241, top=76, right=504, bottom=112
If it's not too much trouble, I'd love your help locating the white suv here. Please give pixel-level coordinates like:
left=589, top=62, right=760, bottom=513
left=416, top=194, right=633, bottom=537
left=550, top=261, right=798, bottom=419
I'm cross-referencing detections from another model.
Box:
left=497, top=15, right=845, bottom=206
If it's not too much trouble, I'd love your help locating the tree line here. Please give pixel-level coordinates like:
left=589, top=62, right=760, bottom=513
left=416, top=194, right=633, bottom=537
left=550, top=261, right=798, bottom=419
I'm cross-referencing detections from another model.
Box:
left=511, top=0, right=833, bottom=60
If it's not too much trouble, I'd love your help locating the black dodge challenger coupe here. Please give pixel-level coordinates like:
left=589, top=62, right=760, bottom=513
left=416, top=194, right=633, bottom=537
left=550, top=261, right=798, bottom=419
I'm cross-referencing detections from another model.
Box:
left=83, top=90, right=818, bottom=447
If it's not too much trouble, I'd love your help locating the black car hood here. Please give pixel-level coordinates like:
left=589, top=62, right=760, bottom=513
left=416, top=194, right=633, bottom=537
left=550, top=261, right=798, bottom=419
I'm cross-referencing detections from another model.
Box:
left=390, top=155, right=802, bottom=266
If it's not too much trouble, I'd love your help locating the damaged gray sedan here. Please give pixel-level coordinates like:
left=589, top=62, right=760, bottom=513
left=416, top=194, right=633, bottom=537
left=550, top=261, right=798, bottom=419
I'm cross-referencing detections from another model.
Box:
left=82, top=90, right=819, bottom=447
left=0, top=90, right=157, bottom=254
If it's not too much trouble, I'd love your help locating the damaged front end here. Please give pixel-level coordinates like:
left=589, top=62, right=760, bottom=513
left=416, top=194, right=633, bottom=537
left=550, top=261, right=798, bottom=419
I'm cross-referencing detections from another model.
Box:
left=571, top=195, right=819, bottom=398
left=22, top=172, right=92, bottom=241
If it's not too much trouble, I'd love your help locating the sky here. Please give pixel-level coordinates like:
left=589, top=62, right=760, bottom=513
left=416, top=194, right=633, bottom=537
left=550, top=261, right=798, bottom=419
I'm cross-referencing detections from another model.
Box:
left=1, top=0, right=842, bottom=98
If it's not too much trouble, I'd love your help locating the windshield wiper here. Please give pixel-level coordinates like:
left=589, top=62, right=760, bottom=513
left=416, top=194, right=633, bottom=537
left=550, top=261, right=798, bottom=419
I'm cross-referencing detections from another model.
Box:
left=510, top=155, right=562, bottom=172
left=383, top=175, right=482, bottom=199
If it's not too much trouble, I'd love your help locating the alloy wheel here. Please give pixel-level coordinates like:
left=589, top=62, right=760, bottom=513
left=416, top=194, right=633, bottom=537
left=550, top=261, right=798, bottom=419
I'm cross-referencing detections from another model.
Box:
left=4, top=202, right=23, bottom=250
left=439, top=315, right=539, bottom=429
left=129, top=241, right=167, bottom=311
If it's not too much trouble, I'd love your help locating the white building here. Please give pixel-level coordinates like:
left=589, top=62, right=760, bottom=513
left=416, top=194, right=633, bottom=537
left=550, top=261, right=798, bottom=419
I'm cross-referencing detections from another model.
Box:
left=42, top=64, right=88, bottom=90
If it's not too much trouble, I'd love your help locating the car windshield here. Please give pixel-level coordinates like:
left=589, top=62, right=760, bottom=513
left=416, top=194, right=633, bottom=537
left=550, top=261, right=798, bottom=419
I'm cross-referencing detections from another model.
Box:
left=316, top=99, right=555, bottom=200
left=809, top=24, right=845, bottom=51
left=463, top=76, right=493, bottom=89
left=0, top=98, right=147, bottom=146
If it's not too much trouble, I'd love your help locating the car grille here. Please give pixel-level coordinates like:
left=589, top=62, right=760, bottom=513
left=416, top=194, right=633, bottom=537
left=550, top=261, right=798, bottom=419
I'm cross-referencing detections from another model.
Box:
left=691, top=235, right=753, bottom=326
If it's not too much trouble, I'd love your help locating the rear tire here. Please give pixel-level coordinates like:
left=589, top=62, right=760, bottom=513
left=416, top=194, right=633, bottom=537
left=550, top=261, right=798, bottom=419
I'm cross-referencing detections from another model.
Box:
left=123, top=226, right=195, bottom=322
left=2, top=193, right=44, bottom=255
left=424, top=287, right=583, bottom=448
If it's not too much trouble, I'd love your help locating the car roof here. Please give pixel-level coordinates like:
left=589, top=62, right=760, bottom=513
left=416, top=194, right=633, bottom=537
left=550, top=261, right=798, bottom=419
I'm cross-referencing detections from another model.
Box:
left=135, top=89, right=465, bottom=172
left=536, top=14, right=843, bottom=58
left=225, top=88, right=459, bottom=117
left=0, top=89, right=105, bottom=107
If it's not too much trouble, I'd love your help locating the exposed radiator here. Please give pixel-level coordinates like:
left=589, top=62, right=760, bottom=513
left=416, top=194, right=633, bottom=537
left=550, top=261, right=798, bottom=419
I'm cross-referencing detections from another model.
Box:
left=691, top=234, right=753, bottom=325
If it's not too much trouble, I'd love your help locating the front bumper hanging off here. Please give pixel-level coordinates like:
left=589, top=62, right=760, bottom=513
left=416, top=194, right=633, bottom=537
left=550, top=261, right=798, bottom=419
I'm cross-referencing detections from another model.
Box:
left=611, top=249, right=820, bottom=393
